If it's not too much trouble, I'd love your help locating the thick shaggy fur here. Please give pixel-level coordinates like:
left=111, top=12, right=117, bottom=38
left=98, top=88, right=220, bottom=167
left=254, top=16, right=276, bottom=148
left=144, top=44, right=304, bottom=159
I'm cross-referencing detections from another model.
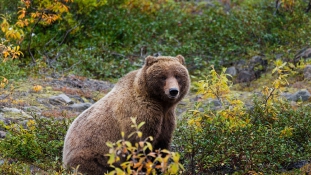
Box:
left=62, top=55, right=190, bottom=175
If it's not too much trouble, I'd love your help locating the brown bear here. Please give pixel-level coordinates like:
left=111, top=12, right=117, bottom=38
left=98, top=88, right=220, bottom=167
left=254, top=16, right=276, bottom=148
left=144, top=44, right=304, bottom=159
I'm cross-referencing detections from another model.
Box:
left=62, top=55, right=190, bottom=175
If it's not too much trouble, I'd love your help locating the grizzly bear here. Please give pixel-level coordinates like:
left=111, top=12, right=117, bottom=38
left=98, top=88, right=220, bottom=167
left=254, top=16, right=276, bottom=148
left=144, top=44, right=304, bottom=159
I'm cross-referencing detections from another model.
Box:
left=62, top=55, right=190, bottom=175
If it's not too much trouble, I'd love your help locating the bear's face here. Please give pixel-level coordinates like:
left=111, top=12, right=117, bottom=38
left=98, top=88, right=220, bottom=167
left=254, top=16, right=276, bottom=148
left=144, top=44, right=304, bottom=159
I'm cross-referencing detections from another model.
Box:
left=144, top=55, right=190, bottom=103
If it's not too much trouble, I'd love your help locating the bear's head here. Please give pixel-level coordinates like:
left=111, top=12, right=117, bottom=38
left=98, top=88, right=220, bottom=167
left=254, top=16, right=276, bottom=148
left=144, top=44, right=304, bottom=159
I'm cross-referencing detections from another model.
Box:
left=137, top=55, right=190, bottom=104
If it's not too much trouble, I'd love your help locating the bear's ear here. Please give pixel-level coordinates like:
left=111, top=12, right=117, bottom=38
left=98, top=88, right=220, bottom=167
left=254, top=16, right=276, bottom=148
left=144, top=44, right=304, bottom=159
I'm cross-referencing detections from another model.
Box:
left=145, top=56, right=157, bottom=67
left=176, top=55, right=186, bottom=65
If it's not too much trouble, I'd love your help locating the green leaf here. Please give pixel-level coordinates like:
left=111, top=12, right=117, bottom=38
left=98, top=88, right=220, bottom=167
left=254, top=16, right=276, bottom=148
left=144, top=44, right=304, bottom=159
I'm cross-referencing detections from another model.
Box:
left=106, top=141, right=114, bottom=148
left=137, top=122, right=145, bottom=129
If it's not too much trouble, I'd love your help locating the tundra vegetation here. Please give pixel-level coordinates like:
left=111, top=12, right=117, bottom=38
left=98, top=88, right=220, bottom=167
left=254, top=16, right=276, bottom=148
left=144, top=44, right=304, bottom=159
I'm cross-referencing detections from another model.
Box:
left=1, top=0, right=311, bottom=174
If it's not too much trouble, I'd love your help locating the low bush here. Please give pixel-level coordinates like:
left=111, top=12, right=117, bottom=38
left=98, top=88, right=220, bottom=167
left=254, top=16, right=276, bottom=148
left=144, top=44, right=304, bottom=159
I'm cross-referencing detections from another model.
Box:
left=106, top=117, right=184, bottom=175
left=173, top=63, right=311, bottom=174
left=175, top=99, right=311, bottom=174
left=0, top=115, right=73, bottom=174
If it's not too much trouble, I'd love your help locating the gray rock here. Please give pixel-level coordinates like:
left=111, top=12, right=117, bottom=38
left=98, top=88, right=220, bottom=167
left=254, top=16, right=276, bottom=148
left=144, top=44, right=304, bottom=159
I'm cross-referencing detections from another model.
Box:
left=0, top=94, right=8, bottom=100
left=235, top=60, right=247, bottom=72
left=303, top=65, right=311, bottom=80
left=296, top=48, right=311, bottom=59
left=199, top=107, right=204, bottom=112
left=250, top=55, right=268, bottom=78
left=250, top=55, right=263, bottom=64
left=49, top=94, right=73, bottom=105
left=1, top=107, right=20, bottom=113
left=225, top=66, right=237, bottom=77
left=236, top=70, right=256, bottom=83
left=294, top=48, right=311, bottom=64
left=67, top=103, right=92, bottom=112
left=275, top=53, right=283, bottom=59
left=281, top=92, right=293, bottom=100
left=0, top=113, right=4, bottom=121
left=69, top=95, right=85, bottom=103
left=287, top=89, right=311, bottom=102
left=22, top=106, right=41, bottom=112
left=0, top=131, right=6, bottom=138
left=208, top=98, right=222, bottom=107
left=0, top=107, right=32, bottom=119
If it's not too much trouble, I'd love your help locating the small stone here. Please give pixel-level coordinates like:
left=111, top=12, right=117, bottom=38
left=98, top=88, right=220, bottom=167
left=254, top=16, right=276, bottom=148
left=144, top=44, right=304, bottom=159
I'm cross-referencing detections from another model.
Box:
left=0, top=131, right=6, bottom=138
left=303, top=65, right=311, bottom=80
left=250, top=55, right=263, bottom=64
left=287, top=89, right=311, bottom=102
left=0, top=114, right=4, bottom=122
left=225, top=66, right=237, bottom=77
left=49, top=94, right=73, bottom=105
left=281, top=92, right=292, bottom=100
left=1, top=107, right=32, bottom=119
left=236, top=70, right=255, bottom=83
left=208, top=99, right=222, bottom=107
left=22, top=106, right=41, bottom=112
left=67, top=103, right=92, bottom=112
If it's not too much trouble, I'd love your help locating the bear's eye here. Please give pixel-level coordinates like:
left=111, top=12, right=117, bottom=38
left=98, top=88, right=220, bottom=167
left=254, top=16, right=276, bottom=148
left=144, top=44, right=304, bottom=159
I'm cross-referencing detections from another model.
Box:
left=160, top=76, right=167, bottom=81
left=175, top=75, right=179, bottom=79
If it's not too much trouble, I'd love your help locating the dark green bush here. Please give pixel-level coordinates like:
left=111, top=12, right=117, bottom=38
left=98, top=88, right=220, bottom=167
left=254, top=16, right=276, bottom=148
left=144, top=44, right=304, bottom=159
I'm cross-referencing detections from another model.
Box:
left=2, top=0, right=311, bottom=79
left=0, top=60, right=26, bottom=79
left=43, top=0, right=311, bottom=78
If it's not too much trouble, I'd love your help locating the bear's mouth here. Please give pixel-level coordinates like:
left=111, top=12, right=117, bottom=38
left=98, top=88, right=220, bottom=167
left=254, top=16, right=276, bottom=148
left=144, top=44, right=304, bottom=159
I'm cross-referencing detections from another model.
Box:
left=168, top=95, right=178, bottom=99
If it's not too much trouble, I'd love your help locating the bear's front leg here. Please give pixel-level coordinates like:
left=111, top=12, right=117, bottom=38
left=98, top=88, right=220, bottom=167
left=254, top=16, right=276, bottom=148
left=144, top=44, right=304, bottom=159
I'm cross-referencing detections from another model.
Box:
left=154, top=111, right=176, bottom=150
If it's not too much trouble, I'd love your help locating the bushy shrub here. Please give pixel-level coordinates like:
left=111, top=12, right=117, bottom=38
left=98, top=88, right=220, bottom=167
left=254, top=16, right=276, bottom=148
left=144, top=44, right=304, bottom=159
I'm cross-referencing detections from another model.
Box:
left=175, top=101, right=311, bottom=174
left=106, top=117, right=184, bottom=175
left=0, top=60, right=26, bottom=79
left=173, top=63, right=311, bottom=174
left=0, top=115, right=73, bottom=173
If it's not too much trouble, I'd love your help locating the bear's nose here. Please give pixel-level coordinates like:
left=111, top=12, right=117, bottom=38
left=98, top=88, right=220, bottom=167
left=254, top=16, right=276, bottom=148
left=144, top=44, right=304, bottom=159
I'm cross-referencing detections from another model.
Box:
left=169, top=88, right=179, bottom=97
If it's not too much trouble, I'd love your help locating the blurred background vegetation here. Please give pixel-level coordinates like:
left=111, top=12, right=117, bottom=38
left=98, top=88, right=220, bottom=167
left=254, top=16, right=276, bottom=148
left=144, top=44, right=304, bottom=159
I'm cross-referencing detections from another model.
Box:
left=1, top=0, right=311, bottom=80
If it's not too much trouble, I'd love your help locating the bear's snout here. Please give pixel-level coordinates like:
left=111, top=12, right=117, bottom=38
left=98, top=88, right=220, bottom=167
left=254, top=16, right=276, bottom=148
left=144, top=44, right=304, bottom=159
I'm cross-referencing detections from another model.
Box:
left=164, top=76, right=180, bottom=99
left=169, top=88, right=179, bottom=97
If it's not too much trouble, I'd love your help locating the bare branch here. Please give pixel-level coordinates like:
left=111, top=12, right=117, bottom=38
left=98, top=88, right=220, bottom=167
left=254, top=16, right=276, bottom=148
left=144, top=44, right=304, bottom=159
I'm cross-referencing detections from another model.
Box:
left=28, top=14, right=43, bottom=64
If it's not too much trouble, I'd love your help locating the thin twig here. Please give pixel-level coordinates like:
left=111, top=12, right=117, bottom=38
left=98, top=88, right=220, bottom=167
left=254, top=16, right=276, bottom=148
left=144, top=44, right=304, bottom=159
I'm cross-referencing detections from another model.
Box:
left=58, top=24, right=80, bottom=46
left=28, top=14, right=43, bottom=64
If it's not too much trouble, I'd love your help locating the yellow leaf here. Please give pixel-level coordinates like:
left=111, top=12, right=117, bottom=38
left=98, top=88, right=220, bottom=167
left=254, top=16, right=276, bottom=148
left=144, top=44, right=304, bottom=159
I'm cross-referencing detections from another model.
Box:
left=130, top=117, right=137, bottom=124
left=32, top=85, right=42, bottom=92
left=145, top=142, right=153, bottom=151
left=169, top=163, right=179, bottom=174
left=161, top=149, right=170, bottom=154
left=171, top=152, right=180, bottom=163
left=0, top=82, right=5, bottom=88
left=137, top=131, right=142, bottom=138
left=0, top=18, right=9, bottom=32
left=3, top=50, right=10, bottom=58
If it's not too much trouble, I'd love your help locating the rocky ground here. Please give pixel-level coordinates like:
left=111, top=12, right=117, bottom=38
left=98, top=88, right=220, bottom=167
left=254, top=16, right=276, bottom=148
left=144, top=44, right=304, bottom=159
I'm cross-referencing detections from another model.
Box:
left=0, top=75, right=114, bottom=136
left=1, top=62, right=311, bottom=138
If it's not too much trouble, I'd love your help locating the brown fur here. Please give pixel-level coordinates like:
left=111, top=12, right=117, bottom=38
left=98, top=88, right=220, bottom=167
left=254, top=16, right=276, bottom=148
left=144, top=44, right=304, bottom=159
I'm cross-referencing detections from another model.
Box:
left=62, top=55, right=190, bottom=175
